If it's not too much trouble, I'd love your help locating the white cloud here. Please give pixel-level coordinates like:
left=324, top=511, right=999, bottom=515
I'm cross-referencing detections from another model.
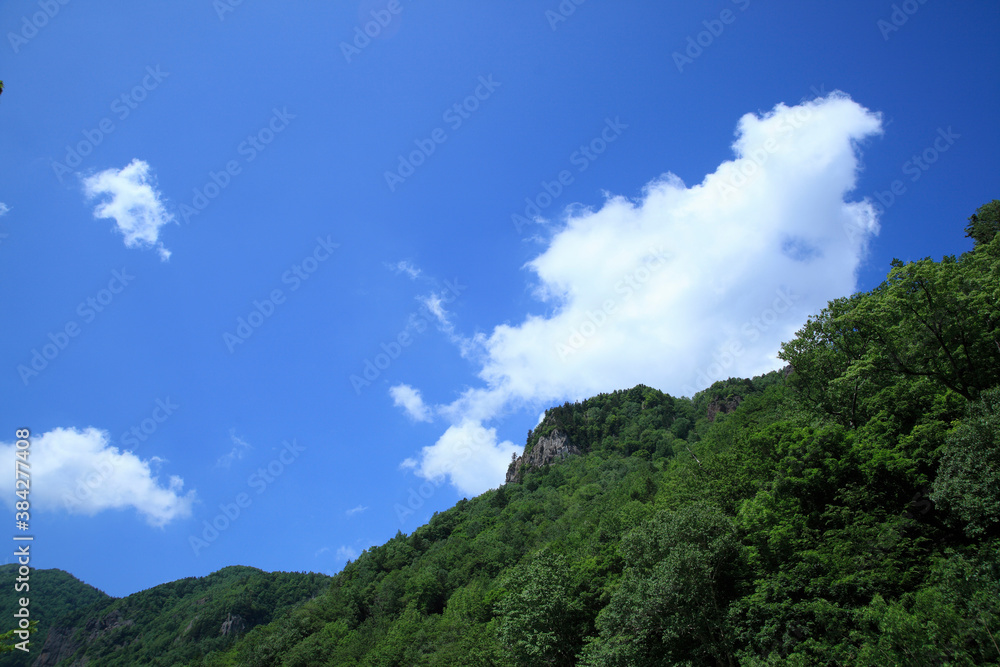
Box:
left=345, top=504, right=368, bottom=516
left=418, top=290, right=482, bottom=360
left=215, top=430, right=253, bottom=469
left=0, top=202, right=9, bottom=216
left=388, top=260, right=422, bottom=280
left=405, top=421, right=519, bottom=496
left=83, top=159, right=174, bottom=261
left=0, top=427, right=195, bottom=527
left=336, top=545, right=359, bottom=561
left=403, top=93, right=883, bottom=495
left=390, top=383, right=433, bottom=422
left=420, top=292, right=449, bottom=326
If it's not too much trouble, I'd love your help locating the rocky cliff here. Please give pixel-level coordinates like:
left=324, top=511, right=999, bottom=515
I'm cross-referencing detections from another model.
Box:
left=505, top=429, right=580, bottom=483
left=706, top=395, right=743, bottom=422
left=34, top=609, right=133, bottom=667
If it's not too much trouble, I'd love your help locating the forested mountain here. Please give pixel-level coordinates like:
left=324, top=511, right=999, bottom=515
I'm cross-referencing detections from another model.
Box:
left=0, top=567, right=330, bottom=667
left=4, top=201, right=998, bottom=665
left=0, top=566, right=109, bottom=667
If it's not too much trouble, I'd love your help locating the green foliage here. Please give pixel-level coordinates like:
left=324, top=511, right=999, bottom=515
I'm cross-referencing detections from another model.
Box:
left=933, top=387, right=1000, bottom=538
left=0, top=566, right=110, bottom=666
left=780, top=232, right=1000, bottom=430
left=0, top=621, right=37, bottom=655
left=965, top=199, right=1000, bottom=247
left=582, top=503, right=746, bottom=666
left=3, top=566, right=330, bottom=667
left=496, top=550, right=584, bottom=665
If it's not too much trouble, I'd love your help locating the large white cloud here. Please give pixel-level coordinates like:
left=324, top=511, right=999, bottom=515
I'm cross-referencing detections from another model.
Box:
left=405, top=92, right=883, bottom=494
left=83, top=159, right=174, bottom=260
left=0, top=427, right=195, bottom=527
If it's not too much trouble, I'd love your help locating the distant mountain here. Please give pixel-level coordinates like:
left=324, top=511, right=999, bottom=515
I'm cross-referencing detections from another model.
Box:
left=0, top=566, right=110, bottom=667
left=4, top=200, right=998, bottom=665
left=0, top=566, right=329, bottom=667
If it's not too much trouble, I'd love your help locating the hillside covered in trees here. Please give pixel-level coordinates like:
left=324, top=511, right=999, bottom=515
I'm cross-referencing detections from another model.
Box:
left=0, top=567, right=331, bottom=667
left=3, top=200, right=998, bottom=665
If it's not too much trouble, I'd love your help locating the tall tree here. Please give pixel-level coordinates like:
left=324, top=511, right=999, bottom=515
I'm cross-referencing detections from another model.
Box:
left=496, top=549, right=584, bottom=666
left=965, top=199, right=1000, bottom=248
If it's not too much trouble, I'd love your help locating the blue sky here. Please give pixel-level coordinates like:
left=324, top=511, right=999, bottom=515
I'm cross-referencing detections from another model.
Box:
left=0, top=1, right=997, bottom=597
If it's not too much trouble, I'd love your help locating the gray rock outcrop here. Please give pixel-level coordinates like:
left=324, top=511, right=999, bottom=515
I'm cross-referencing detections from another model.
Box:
left=505, top=429, right=580, bottom=483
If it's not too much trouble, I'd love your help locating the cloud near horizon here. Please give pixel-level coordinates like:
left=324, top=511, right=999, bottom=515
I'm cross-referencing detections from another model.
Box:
left=83, top=159, right=174, bottom=260
left=0, top=427, right=195, bottom=527
left=402, top=92, right=883, bottom=496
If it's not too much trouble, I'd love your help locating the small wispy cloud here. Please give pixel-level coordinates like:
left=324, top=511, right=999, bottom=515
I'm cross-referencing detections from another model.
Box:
left=387, top=260, right=422, bottom=280
left=314, top=546, right=331, bottom=557
left=345, top=504, right=368, bottom=516
left=417, top=291, right=481, bottom=360
left=390, top=383, right=433, bottom=422
left=82, top=159, right=174, bottom=261
left=215, top=430, right=252, bottom=469
left=0, top=202, right=9, bottom=246
left=420, top=292, right=449, bottom=326
left=336, top=545, right=359, bottom=561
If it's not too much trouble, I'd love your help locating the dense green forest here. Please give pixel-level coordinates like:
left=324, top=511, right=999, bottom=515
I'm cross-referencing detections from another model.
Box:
left=3, top=200, right=998, bottom=665
left=0, top=566, right=108, bottom=664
